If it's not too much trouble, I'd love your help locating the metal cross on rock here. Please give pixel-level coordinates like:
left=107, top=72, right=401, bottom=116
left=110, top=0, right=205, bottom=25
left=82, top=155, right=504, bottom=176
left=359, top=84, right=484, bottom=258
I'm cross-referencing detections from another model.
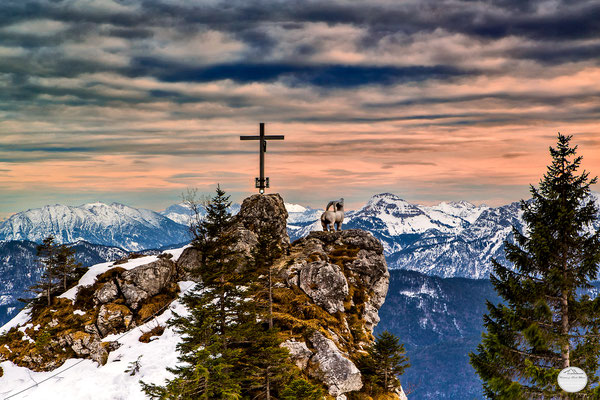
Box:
left=240, top=122, right=285, bottom=194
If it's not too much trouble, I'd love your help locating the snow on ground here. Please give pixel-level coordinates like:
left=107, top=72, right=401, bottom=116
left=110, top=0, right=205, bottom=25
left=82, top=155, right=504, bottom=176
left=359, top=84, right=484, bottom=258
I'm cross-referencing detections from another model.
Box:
left=0, top=280, right=196, bottom=400
left=0, top=246, right=195, bottom=400
left=0, top=309, right=31, bottom=336
left=59, top=254, right=160, bottom=301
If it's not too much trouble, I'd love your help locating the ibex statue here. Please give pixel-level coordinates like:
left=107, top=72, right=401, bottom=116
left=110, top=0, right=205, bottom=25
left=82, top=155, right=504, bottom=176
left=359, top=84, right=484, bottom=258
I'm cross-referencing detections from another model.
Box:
left=321, top=198, right=344, bottom=232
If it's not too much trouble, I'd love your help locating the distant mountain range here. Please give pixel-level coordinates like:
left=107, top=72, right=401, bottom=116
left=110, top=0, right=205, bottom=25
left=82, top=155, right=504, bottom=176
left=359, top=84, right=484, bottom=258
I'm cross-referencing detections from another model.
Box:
left=2, top=192, right=598, bottom=278
left=286, top=192, right=600, bottom=278
left=0, top=202, right=190, bottom=251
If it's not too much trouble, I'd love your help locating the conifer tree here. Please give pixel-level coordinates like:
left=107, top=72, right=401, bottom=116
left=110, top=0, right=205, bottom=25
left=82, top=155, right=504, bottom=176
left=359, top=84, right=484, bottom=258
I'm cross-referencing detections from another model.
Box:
left=54, top=244, right=83, bottom=292
left=470, top=134, right=600, bottom=398
left=359, top=331, right=410, bottom=394
left=280, top=378, right=324, bottom=400
left=243, top=222, right=294, bottom=399
left=31, top=236, right=59, bottom=306
left=143, top=186, right=247, bottom=399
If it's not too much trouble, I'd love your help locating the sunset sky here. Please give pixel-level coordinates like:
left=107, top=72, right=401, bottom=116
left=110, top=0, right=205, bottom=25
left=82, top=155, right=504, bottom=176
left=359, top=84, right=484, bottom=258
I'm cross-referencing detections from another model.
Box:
left=1, top=0, right=599, bottom=218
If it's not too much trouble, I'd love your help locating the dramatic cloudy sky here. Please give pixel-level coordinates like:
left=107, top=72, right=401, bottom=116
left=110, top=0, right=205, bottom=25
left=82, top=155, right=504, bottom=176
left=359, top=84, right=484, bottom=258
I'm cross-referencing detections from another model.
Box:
left=1, top=0, right=599, bottom=217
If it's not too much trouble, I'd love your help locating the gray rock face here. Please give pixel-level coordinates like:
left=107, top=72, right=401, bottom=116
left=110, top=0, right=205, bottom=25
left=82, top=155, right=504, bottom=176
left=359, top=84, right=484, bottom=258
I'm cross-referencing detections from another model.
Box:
left=66, top=332, right=118, bottom=366
left=122, top=259, right=176, bottom=297
left=176, top=246, right=202, bottom=281
left=232, top=193, right=290, bottom=255
left=298, top=261, right=349, bottom=314
left=96, top=303, right=134, bottom=336
left=119, top=259, right=177, bottom=309
left=281, top=339, right=313, bottom=370
left=93, top=258, right=177, bottom=310
left=94, top=281, right=119, bottom=304
left=308, top=331, right=363, bottom=396
left=287, top=229, right=389, bottom=334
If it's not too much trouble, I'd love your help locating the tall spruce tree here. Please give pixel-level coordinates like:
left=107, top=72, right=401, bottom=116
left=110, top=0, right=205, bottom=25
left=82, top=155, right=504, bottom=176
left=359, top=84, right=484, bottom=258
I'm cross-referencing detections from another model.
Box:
left=244, top=225, right=291, bottom=399
left=143, top=186, right=246, bottom=399
left=470, top=134, right=600, bottom=399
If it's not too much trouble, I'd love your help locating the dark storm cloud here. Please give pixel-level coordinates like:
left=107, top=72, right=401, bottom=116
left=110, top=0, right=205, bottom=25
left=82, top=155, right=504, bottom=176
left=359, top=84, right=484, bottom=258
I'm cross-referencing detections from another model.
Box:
left=128, top=57, right=471, bottom=87
left=365, top=92, right=600, bottom=109
left=510, top=42, right=600, bottom=65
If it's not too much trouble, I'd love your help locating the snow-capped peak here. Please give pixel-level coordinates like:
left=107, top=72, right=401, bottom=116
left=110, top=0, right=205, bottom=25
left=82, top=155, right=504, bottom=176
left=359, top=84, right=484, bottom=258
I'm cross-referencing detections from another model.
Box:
left=359, top=193, right=423, bottom=218
left=0, top=203, right=189, bottom=251
left=285, top=203, right=307, bottom=213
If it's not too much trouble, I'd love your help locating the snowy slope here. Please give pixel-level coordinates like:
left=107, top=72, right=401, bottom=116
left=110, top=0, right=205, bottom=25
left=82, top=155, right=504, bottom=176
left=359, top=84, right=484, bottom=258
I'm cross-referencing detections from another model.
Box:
left=0, top=203, right=189, bottom=251
left=0, top=247, right=192, bottom=400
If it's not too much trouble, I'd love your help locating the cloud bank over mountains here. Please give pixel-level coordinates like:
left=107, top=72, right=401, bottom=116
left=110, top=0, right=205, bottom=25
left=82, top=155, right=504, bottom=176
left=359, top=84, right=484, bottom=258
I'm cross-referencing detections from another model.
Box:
left=0, top=0, right=599, bottom=216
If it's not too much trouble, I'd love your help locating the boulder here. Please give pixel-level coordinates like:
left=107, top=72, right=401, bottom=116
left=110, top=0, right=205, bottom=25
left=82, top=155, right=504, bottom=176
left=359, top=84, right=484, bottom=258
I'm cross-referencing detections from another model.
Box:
left=176, top=246, right=203, bottom=281
left=120, top=258, right=177, bottom=309
left=66, top=331, right=118, bottom=366
left=230, top=194, right=290, bottom=259
left=299, top=261, right=349, bottom=314
left=308, top=331, right=363, bottom=396
left=290, top=230, right=389, bottom=334
left=281, top=339, right=313, bottom=370
left=234, top=193, right=289, bottom=245
left=94, top=281, right=119, bottom=304
left=96, top=303, right=134, bottom=336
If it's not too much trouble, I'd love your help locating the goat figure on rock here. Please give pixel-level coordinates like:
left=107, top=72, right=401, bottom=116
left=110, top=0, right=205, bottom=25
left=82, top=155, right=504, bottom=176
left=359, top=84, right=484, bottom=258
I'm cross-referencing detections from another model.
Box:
left=321, top=198, right=344, bottom=232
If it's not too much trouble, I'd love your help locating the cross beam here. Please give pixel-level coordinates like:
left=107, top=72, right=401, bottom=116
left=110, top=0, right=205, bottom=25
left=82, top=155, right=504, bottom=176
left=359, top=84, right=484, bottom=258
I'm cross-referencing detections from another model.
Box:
left=240, top=122, right=284, bottom=193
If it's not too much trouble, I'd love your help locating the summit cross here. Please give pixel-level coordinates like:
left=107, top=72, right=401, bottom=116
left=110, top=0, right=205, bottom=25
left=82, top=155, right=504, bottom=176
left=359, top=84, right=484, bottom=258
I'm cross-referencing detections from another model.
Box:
left=240, top=122, right=285, bottom=194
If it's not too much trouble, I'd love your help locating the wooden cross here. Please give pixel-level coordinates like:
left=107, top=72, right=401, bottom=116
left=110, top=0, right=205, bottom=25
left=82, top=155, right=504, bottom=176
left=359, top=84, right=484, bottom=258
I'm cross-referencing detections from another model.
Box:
left=240, top=122, right=284, bottom=194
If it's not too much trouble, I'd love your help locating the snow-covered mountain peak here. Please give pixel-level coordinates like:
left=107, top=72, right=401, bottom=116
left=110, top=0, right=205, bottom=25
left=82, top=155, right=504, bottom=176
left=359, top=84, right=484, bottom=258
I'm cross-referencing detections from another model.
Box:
left=0, top=203, right=189, bottom=251
left=423, top=200, right=489, bottom=224
left=285, top=203, right=307, bottom=213
left=82, top=202, right=108, bottom=208
left=361, top=193, right=423, bottom=218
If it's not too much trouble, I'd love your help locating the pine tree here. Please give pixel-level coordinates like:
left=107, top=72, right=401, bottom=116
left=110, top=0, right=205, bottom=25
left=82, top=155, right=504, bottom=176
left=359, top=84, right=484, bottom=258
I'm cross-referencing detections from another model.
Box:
left=359, top=331, right=410, bottom=394
left=280, top=378, right=324, bottom=400
left=470, top=133, right=600, bottom=399
left=240, top=324, right=293, bottom=400
left=253, top=224, right=284, bottom=330
left=143, top=186, right=246, bottom=399
left=243, top=221, right=293, bottom=399
left=54, top=244, right=83, bottom=292
left=31, top=236, right=59, bottom=306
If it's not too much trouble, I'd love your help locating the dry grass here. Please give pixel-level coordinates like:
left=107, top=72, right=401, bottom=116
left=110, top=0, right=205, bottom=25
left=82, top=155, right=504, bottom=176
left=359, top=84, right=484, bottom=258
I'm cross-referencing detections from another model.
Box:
left=139, top=325, right=165, bottom=343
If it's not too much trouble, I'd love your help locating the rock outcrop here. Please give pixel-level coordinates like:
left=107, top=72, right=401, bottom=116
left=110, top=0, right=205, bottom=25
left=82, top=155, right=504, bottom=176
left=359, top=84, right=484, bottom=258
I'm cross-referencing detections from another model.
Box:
left=0, top=254, right=180, bottom=371
left=298, top=261, right=349, bottom=314
left=275, top=228, right=391, bottom=398
left=308, top=331, right=363, bottom=397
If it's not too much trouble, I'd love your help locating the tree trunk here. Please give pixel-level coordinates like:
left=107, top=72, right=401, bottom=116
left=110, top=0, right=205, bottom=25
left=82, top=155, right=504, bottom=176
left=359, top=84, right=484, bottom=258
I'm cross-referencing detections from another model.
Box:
left=561, top=283, right=570, bottom=368
left=220, top=271, right=227, bottom=350
left=266, top=367, right=271, bottom=400
left=384, top=368, right=388, bottom=392
left=268, top=264, right=273, bottom=330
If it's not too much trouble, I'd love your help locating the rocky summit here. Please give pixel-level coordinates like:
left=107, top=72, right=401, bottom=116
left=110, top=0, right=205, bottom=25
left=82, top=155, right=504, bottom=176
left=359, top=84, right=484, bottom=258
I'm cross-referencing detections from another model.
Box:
left=0, top=193, right=406, bottom=400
